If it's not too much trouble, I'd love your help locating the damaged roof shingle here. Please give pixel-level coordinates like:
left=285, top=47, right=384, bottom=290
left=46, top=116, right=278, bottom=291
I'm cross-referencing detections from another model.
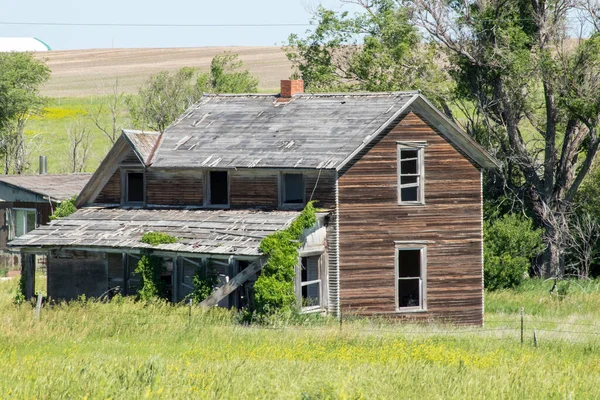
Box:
left=152, top=92, right=418, bottom=170
left=9, top=207, right=301, bottom=256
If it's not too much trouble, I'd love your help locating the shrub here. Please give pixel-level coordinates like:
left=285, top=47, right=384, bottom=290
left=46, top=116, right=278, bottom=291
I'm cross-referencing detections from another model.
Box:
left=135, top=254, right=166, bottom=301
left=50, top=196, right=77, bottom=220
left=253, top=202, right=317, bottom=316
left=191, top=261, right=219, bottom=303
left=484, top=213, right=544, bottom=290
left=140, top=232, right=178, bottom=246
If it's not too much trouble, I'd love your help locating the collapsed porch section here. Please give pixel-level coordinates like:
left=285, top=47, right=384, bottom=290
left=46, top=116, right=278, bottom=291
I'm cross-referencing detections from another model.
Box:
left=11, top=207, right=333, bottom=313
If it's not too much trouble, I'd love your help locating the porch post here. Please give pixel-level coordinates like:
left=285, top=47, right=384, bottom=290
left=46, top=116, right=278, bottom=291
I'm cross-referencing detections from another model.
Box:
left=21, top=251, right=35, bottom=300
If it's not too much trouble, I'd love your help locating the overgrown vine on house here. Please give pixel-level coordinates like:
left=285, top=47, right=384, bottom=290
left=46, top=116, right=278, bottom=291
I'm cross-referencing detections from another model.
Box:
left=191, top=260, right=219, bottom=303
left=13, top=267, right=27, bottom=305
left=136, top=232, right=178, bottom=301
left=253, top=201, right=317, bottom=315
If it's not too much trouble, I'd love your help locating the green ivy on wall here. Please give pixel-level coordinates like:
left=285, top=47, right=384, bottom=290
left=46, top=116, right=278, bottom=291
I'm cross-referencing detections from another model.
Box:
left=253, top=201, right=317, bottom=315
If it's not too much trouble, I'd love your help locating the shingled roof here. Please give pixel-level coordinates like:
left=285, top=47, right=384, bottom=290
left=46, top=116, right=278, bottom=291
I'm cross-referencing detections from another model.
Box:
left=151, top=92, right=498, bottom=170
left=0, top=173, right=92, bottom=202
left=9, top=207, right=300, bottom=256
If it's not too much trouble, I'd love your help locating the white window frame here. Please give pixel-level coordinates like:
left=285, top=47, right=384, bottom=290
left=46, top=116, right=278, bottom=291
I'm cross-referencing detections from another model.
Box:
left=397, top=142, right=426, bottom=205
left=296, top=254, right=326, bottom=312
left=395, top=243, right=427, bottom=312
left=121, top=168, right=145, bottom=206
left=204, top=170, right=230, bottom=208
left=279, top=172, right=306, bottom=209
left=9, top=208, right=37, bottom=240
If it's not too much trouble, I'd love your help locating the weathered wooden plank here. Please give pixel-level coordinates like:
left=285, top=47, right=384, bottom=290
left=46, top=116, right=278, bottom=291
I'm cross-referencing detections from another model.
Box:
left=337, top=112, right=484, bottom=325
left=199, top=258, right=264, bottom=307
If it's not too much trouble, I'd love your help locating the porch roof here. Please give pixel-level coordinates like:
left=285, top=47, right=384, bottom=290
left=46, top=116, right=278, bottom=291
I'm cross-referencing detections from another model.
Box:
left=9, top=207, right=301, bottom=256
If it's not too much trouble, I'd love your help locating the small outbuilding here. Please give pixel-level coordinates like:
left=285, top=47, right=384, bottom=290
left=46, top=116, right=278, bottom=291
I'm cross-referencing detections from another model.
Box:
left=0, top=173, right=91, bottom=267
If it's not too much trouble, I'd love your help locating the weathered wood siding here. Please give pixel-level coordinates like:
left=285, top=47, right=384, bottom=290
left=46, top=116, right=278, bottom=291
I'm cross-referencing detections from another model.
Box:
left=0, top=201, right=52, bottom=250
left=48, top=250, right=108, bottom=300
left=305, top=170, right=336, bottom=210
left=95, top=170, right=121, bottom=204
left=146, top=169, right=203, bottom=206
left=337, top=112, right=483, bottom=325
left=230, top=170, right=278, bottom=208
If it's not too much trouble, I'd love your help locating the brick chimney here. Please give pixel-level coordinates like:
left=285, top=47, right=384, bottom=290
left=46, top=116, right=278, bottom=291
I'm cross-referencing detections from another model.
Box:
left=280, top=79, right=304, bottom=98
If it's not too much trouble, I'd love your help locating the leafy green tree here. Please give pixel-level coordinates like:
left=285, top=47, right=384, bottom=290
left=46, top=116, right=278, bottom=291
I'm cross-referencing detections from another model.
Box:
left=484, top=214, right=544, bottom=290
left=128, top=53, right=257, bottom=132
left=50, top=196, right=77, bottom=220
left=411, top=0, right=600, bottom=277
left=127, top=67, right=197, bottom=133
left=206, top=53, right=258, bottom=94
left=0, top=52, right=50, bottom=173
left=284, top=1, right=450, bottom=106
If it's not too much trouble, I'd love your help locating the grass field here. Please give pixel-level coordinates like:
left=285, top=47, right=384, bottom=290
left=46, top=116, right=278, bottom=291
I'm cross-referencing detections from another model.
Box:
left=1, top=277, right=600, bottom=399
left=35, top=47, right=292, bottom=98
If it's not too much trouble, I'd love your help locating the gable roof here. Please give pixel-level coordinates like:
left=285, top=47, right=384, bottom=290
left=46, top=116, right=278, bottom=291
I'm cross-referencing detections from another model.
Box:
left=122, top=130, right=160, bottom=166
left=9, top=207, right=299, bottom=257
left=76, top=131, right=159, bottom=207
left=0, top=173, right=92, bottom=202
left=151, top=92, right=499, bottom=170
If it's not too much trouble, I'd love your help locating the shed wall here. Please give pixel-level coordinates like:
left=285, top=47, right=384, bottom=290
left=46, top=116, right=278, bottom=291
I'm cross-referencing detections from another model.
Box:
left=337, top=112, right=483, bottom=325
left=48, top=250, right=108, bottom=300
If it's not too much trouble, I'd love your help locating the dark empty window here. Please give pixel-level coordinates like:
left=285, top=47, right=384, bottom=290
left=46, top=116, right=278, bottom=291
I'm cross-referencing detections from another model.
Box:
left=397, top=248, right=424, bottom=310
left=283, top=173, right=304, bottom=205
left=300, top=255, right=322, bottom=309
left=127, top=172, right=144, bottom=203
left=398, top=146, right=424, bottom=203
left=209, top=171, right=229, bottom=205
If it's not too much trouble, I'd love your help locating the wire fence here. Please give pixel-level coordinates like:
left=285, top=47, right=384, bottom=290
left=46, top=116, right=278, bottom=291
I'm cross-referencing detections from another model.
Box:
left=24, top=295, right=600, bottom=345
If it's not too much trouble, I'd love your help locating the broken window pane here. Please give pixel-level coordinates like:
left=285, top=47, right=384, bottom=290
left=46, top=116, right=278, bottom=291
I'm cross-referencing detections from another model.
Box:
left=397, top=249, right=422, bottom=309
left=127, top=172, right=144, bottom=202
left=401, top=187, right=418, bottom=202
left=209, top=171, right=229, bottom=205
left=401, top=159, right=418, bottom=175
left=300, top=255, right=321, bottom=309
left=398, top=278, right=420, bottom=307
left=398, top=146, right=424, bottom=203
left=284, top=173, right=304, bottom=204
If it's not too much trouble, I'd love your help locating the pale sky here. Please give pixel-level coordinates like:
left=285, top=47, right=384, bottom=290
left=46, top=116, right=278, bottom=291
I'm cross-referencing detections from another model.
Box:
left=0, top=0, right=358, bottom=50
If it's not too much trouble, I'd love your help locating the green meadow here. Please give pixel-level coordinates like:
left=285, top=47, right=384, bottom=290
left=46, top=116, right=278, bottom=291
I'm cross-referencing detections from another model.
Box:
left=1, top=277, right=600, bottom=399
left=23, top=96, right=126, bottom=174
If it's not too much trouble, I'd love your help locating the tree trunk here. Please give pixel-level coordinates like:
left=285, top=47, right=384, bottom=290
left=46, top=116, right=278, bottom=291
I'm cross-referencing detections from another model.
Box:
left=540, top=241, right=561, bottom=278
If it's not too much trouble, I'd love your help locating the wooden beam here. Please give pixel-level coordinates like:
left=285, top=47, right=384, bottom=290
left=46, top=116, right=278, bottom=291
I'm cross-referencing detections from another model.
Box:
left=21, top=252, right=35, bottom=300
left=199, top=258, right=264, bottom=307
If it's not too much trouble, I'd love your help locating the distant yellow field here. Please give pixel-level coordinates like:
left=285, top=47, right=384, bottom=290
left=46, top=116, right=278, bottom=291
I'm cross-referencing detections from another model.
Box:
left=35, top=47, right=293, bottom=97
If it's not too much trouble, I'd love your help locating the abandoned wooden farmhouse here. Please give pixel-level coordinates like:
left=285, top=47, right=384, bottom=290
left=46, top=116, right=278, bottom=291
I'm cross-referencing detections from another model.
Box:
left=10, top=80, right=498, bottom=325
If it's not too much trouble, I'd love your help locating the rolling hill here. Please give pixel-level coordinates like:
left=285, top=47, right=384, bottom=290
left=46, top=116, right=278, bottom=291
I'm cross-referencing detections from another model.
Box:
left=35, top=46, right=293, bottom=97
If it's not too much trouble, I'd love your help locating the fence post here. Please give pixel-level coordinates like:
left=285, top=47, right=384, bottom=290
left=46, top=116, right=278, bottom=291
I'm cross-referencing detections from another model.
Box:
left=35, top=293, right=43, bottom=320
left=520, top=307, right=524, bottom=344
left=533, top=328, right=538, bottom=347
left=189, top=298, right=192, bottom=326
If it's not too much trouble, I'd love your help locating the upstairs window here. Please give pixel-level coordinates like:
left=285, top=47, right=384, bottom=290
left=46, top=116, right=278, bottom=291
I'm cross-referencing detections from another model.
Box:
left=126, top=172, right=144, bottom=203
left=281, top=173, right=305, bottom=207
left=398, top=144, right=425, bottom=204
left=207, top=171, right=229, bottom=206
left=396, top=245, right=426, bottom=311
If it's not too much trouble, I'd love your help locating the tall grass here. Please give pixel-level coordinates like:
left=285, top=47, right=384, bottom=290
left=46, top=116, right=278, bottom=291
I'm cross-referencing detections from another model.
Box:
left=2, top=277, right=600, bottom=398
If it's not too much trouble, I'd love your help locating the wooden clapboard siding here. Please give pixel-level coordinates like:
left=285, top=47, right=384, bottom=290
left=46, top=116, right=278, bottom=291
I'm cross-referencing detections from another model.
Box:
left=146, top=169, right=203, bottom=206
left=337, top=112, right=483, bottom=325
left=95, top=170, right=120, bottom=204
left=230, top=170, right=278, bottom=208
left=305, top=170, right=336, bottom=210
